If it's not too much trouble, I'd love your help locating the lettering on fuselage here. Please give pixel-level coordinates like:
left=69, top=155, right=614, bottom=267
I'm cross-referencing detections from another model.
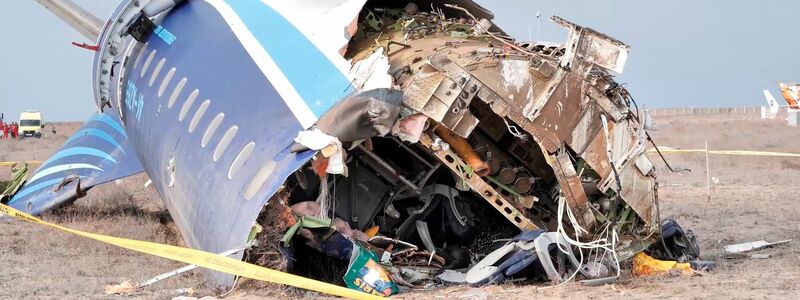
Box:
left=153, top=25, right=177, bottom=45
left=125, top=80, right=144, bottom=122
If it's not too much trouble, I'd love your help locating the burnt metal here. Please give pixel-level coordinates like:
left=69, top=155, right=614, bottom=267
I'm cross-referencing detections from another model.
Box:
left=347, top=10, right=659, bottom=236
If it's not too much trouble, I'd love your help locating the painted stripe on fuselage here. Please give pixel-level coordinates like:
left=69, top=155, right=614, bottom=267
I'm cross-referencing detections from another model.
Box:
left=64, top=128, right=125, bottom=154
left=204, top=0, right=316, bottom=129
left=204, top=0, right=353, bottom=129
left=225, top=0, right=352, bottom=115
left=8, top=178, right=65, bottom=204
left=39, top=147, right=118, bottom=169
left=87, top=113, right=127, bottom=138
left=27, top=163, right=104, bottom=185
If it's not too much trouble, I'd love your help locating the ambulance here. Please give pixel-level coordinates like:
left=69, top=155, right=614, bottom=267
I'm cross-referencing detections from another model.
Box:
left=19, top=110, right=43, bottom=138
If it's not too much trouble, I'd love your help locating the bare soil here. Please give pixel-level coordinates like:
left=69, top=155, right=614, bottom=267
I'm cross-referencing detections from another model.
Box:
left=1, top=115, right=799, bottom=299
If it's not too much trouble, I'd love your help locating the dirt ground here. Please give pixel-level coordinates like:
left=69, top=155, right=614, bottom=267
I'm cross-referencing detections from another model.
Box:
left=1, top=114, right=799, bottom=299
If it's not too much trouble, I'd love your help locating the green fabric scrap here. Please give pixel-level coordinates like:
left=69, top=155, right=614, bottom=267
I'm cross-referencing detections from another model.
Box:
left=2, top=163, right=28, bottom=197
left=280, top=215, right=334, bottom=247
left=486, top=175, right=523, bottom=200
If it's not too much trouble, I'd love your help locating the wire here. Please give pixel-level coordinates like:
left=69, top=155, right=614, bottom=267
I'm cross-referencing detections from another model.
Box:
left=621, top=85, right=640, bottom=121
left=645, top=131, right=690, bottom=173
left=444, top=4, right=539, bottom=57
left=503, top=117, right=528, bottom=140
left=540, top=193, right=620, bottom=289
left=538, top=114, right=627, bottom=288
left=622, top=91, right=689, bottom=173
left=653, top=189, right=675, bottom=260
left=544, top=156, right=620, bottom=287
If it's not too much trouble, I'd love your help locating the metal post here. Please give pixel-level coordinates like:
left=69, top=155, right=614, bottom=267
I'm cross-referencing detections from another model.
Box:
left=705, top=140, right=711, bottom=201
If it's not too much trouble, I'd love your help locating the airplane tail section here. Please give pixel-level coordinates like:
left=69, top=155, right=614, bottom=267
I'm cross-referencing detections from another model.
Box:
left=763, top=90, right=780, bottom=113
left=3, top=112, right=143, bottom=215
left=778, top=81, right=800, bottom=109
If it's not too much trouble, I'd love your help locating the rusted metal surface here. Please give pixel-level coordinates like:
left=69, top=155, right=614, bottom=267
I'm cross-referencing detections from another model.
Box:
left=348, top=4, right=658, bottom=243
left=309, top=1, right=662, bottom=288
left=545, top=149, right=595, bottom=229
left=419, top=134, right=538, bottom=231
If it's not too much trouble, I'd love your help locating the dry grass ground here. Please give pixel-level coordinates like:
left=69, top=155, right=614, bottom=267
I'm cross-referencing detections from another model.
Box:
left=0, top=124, right=206, bottom=299
left=2, top=114, right=799, bottom=299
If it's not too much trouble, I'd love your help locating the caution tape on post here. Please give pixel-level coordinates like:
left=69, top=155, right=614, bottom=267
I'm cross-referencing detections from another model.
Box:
left=647, top=149, right=800, bottom=157
left=0, top=203, right=381, bottom=300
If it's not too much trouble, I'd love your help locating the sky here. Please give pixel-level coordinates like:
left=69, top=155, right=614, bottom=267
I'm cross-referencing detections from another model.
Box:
left=0, top=1, right=118, bottom=122
left=1, top=1, right=798, bottom=121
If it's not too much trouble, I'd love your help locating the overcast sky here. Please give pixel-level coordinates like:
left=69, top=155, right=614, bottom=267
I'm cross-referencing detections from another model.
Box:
left=1, top=1, right=798, bottom=121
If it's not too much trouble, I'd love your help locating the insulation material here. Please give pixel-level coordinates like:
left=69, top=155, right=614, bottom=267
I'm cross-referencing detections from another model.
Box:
left=294, top=129, right=345, bottom=174
left=391, top=113, right=428, bottom=143
left=349, top=48, right=393, bottom=91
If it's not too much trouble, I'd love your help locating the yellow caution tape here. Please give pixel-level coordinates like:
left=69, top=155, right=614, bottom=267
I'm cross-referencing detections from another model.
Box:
left=0, top=203, right=380, bottom=300
left=648, top=149, right=800, bottom=157
left=0, top=161, right=43, bottom=166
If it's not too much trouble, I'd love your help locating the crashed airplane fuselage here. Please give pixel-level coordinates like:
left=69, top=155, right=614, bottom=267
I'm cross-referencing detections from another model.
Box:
left=9, top=0, right=660, bottom=289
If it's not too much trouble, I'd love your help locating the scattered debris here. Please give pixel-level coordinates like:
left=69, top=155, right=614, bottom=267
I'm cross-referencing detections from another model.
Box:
left=294, top=129, right=346, bottom=175
left=344, top=244, right=399, bottom=296
left=104, top=280, right=137, bottom=295
left=247, top=193, right=296, bottom=272
left=171, top=296, right=215, bottom=300
left=437, top=270, right=468, bottom=284
left=647, top=219, right=700, bottom=262
left=240, top=0, right=703, bottom=292
left=466, top=230, right=542, bottom=285
left=632, top=253, right=693, bottom=277
left=724, top=239, right=791, bottom=254
left=139, top=243, right=253, bottom=288
left=0, top=163, right=27, bottom=199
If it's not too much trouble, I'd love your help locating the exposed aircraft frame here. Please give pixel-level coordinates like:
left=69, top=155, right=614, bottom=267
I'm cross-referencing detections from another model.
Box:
left=8, top=0, right=669, bottom=291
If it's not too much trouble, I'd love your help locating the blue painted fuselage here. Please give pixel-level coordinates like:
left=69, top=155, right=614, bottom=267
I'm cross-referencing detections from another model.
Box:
left=9, top=0, right=356, bottom=285
left=118, top=0, right=351, bottom=257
